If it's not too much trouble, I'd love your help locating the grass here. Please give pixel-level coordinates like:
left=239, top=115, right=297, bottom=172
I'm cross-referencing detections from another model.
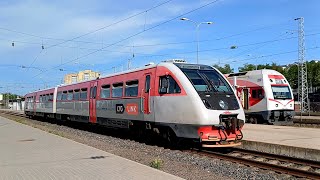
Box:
left=150, top=158, right=163, bottom=169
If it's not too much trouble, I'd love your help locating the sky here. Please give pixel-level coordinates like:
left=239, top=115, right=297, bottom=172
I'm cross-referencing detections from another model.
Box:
left=0, top=0, right=319, bottom=95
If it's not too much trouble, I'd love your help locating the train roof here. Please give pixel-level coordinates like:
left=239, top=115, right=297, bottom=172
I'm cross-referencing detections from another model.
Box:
left=24, top=60, right=214, bottom=95
left=227, top=69, right=283, bottom=77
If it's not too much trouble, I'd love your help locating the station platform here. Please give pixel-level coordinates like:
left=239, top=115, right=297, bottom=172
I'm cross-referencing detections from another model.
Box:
left=242, top=124, right=320, bottom=161
left=0, top=116, right=182, bottom=180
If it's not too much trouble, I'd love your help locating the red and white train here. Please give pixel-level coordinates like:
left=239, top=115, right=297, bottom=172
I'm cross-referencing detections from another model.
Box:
left=226, top=69, right=295, bottom=125
left=24, top=60, right=245, bottom=147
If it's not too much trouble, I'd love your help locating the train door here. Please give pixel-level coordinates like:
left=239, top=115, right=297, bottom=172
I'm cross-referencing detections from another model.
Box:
left=89, top=81, right=98, bottom=123
left=143, top=73, right=153, bottom=121
left=243, top=88, right=249, bottom=110
left=33, top=94, right=36, bottom=115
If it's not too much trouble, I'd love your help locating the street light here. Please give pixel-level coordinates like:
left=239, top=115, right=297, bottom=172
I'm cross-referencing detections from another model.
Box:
left=180, top=17, right=213, bottom=64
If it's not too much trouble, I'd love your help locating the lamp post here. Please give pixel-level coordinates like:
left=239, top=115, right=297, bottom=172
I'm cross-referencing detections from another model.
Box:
left=180, top=18, right=213, bottom=64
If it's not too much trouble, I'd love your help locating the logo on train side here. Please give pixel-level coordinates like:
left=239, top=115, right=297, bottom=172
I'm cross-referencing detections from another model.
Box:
left=116, top=104, right=125, bottom=114
left=126, top=103, right=138, bottom=115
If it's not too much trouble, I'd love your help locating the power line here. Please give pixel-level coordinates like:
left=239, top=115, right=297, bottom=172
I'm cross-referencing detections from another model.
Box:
left=0, top=0, right=173, bottom=49
left=221, top=46, right=319, bottom=65
left=31, top=0, right=221, bottom=79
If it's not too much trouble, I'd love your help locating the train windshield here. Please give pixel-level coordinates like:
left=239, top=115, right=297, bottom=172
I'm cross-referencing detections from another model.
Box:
left=271, top=86, right=292, bottom=99
left=181, top=69, right=233, bottom=93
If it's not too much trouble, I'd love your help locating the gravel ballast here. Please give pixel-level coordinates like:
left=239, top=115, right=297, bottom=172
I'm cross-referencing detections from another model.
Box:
left=1, top=113, right=295, bottom=180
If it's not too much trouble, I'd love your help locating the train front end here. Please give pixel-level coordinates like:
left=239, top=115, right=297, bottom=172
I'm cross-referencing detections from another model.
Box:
left=171, top=62, right=245, bottom=147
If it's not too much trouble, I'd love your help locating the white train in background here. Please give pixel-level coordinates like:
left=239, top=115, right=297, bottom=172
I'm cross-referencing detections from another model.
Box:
left=226, top=69, right=295, bottom=125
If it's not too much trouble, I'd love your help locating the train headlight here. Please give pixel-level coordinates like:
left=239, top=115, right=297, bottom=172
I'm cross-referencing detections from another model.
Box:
left=275, top=104, right=278, bottom=107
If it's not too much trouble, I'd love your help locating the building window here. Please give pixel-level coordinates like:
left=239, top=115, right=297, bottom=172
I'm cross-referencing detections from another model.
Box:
left=101, top=85, right=110, bottom=98
left=125, top=80, right=138, bottom=97
left=112, top=82, right=123, bottom=98
left=84, top=73, right=89, bottom=81
left=71, top=76, right=77, bottom=83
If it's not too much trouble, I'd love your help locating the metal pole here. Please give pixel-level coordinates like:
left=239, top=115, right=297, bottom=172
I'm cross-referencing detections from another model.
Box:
left=196, top=24, right=200, bottom=64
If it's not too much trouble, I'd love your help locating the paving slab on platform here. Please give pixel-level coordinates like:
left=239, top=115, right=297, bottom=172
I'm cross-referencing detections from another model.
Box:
left=0, top=116, right=182, bottom=180
left=242, top=124, right=320, bottom=161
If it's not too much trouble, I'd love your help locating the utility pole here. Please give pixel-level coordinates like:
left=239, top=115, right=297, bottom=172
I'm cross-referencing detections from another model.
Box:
left=295, top=17, right=309, bottom=113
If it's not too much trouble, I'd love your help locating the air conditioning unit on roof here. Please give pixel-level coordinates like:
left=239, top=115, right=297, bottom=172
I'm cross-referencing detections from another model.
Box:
left=162, top=59, right=187, bottom=63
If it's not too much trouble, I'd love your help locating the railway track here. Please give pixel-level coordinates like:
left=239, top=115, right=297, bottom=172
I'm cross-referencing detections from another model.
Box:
left=1, top=110, right=320, bottom=179
left=186, top=148, right=320, bottom=179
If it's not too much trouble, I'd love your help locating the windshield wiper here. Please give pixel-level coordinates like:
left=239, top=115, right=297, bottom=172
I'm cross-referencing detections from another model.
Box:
left=199, top=73, right=218, bottom=92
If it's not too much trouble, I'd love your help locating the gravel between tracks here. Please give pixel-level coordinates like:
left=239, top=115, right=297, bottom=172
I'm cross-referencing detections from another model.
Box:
left=1, top=114, right=296, bottom=180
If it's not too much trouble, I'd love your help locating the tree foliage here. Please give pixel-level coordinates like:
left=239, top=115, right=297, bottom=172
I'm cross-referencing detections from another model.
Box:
left=237, top=61, right=320, bottom=89
left=213, top=64, right=234, bottom=74
left=1, top=93, right=20, bottom=100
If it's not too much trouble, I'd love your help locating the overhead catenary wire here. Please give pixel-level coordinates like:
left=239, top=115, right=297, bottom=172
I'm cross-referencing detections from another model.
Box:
left=31, top=0, right=221, bottom=79
left=0, top=0, right=174, bottom=49
left=219, top=46, right=320, bottom=65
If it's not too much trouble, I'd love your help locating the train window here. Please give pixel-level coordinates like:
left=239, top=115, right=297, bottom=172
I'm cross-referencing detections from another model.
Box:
left=125, top=80, right=138, bottom=97
left=39, top=95, right=42, bottom=102
left=73, top=89, right=80, bottom=100
left=159, top=76, right=181, bottom=94
left=80, top=88, right=87, bottom=100
left=101, top=85, right=110, bottom=98
left=62, top=91, right=68, bottom=100
left=112, top=82, right=123, bottom=98
left=49, top=93, right=53, bottom=101
left=92, top=86, right=97, bottom=98
left=67, top=90, right=73, bottom=100
left=57, top=92, right=62, bottom=100
left=252, top=89, right=264, bottom=99
left=252, top=90, right=257, bottom=98
left=257, top=89, right=264, bottom=99
left=145, top=75, right=150, bottom=93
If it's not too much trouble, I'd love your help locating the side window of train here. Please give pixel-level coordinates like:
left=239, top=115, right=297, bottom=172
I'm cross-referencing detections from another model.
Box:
left=101, top=85, right=110, bottom=98
left=112, top=82, right=123, bottom=98
left=92, top=86, right=97, bottom=98
left=49, top=93, right=53, bottom=101
left=80, top=88, right=87, bottom=100
left=252, top=88, right=264, bottom=99
left=74, top=89, right=80, bottom=100
left=62, top=91, right=68, bottom=100
left=145, top=75, right=150, bottom=93
left=252, top=90, right=257, bottom=98
left=257, top=89, right=264, bottom=99
left=67, top=90, right=73, bottom=100
left=57, top=92, right=62, bottom=101
left=159, top=75, right=181, bottom=94
left=125, top=80, right=138, bottom=97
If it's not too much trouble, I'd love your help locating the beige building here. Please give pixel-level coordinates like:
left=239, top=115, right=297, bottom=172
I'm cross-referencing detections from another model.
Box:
left=63, top=70, right=100, bottom=84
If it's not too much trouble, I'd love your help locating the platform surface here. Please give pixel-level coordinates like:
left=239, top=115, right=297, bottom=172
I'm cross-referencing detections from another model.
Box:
left=243, top=124, right=320, bottom=150
left=0, top=116, right=182, bottom=180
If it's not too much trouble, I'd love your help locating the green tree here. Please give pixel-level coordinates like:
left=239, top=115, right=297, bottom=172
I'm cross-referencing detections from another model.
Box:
left=238, top=63, right=257, bottom=72
left=213, top=64, right=234, bottom=74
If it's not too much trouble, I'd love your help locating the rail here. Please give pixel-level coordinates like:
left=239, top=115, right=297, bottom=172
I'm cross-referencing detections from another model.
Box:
left=185, top=148, right=320, bottom=179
